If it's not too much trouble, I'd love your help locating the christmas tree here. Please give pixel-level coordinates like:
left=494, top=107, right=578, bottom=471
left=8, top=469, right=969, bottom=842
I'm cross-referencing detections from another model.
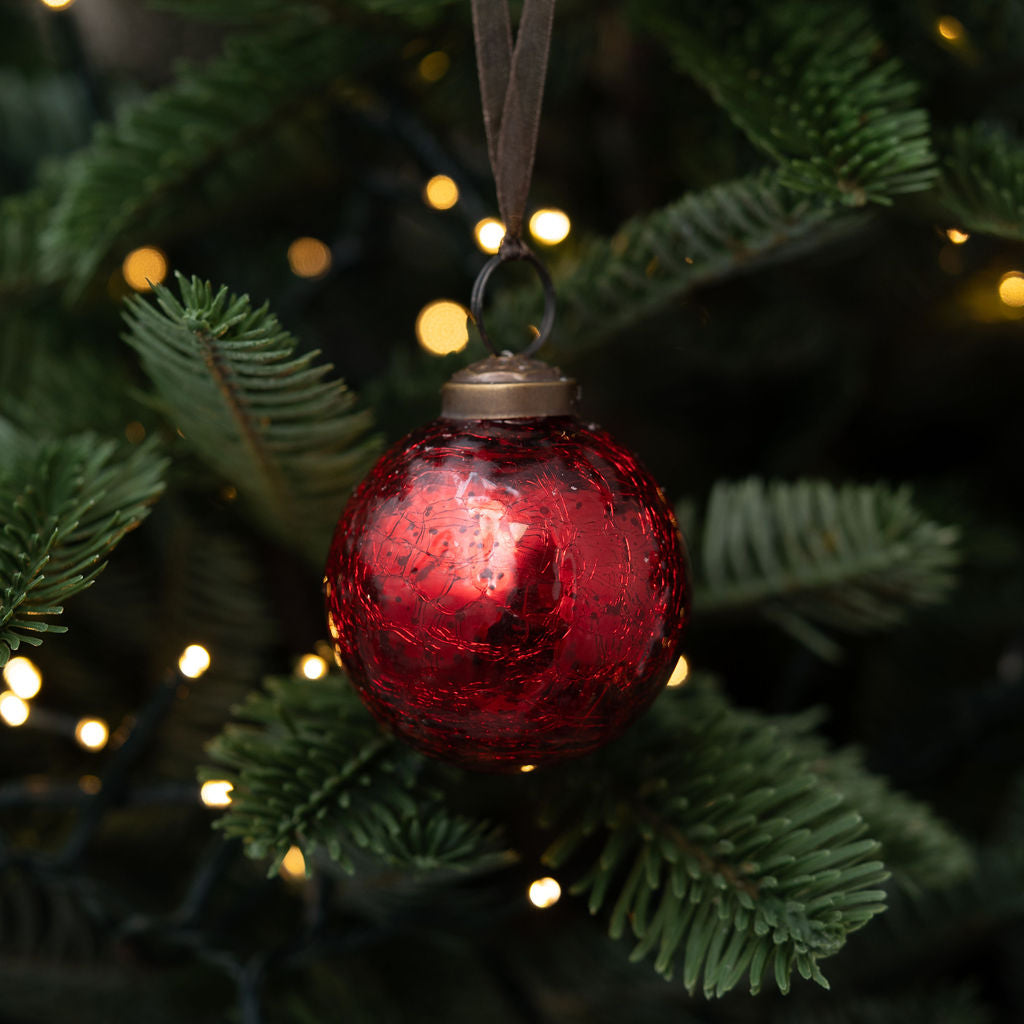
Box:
left=2, top=0, right=1022, bottom=1020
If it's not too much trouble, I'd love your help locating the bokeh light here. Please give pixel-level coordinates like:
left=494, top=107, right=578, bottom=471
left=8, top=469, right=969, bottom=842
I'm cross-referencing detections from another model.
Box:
left=0, top=692, right=30, bottom=728
left=666, top=655, right=690, bottom=688
left=178, top=644, right=211, bottom=679
left=423, top=174, right=459, bottom=210
left=529, top=208, right=571, bottom=245
left=298, top=654, right=328, bottom=680
left=415, top=300, right=470, bottom=355
left=3, top=656, right=42, bottom=700
left=945, top=228, right=970, bottom=245
left=124, top=421, right=147, bottom=444
left=418, top=51, right=451, bottom=82
left=474, top=218, right=506, bottom=254
left=200, top=780, right=234, bottom=807
left=39, top=0, right=77, bottom=9
left=998, top=271, right=1024, bottom=307
left=280, top=845, right=307, bottom=880
left=528, top=876, right=561, bottom=908
left=122, top=246, right=168, bottom=292
left=75, top=718, right=109, bottom=751
left=287, top=237, right=332, bottom=279
left=936, top=15, right=965, bottom=41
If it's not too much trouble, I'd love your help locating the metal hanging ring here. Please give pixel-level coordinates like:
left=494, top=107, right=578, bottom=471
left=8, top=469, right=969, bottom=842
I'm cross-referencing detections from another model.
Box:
left=470, top=245, right=556, bottom=358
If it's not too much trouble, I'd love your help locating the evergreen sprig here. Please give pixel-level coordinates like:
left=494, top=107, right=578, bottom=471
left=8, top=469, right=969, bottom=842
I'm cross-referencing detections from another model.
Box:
left=695, top=478, right=959, bottom=660
left=206, top=673, right=512, bottom=875
left=541, top=683, right=889, bottom=997
left=805, top=746, right=971, bottom=893
left=122, top=273, right=379, bottom=561
left=38, top=19, right=382, bottom=294
left=0, top=429, right=166, bottom=666
left=491, top=171, right=844, bottom=358
left=643, top=4, right=936, bottom=206
left=740, top=705, right=971, bottom=891
left=937, top=122, right=1024, bottom=240
left=844, top=839, right=1024, bottom=989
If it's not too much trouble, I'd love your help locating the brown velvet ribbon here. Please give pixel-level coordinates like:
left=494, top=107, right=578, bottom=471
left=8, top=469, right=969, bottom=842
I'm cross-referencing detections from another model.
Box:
left=470, top=0, right=556, bottom=255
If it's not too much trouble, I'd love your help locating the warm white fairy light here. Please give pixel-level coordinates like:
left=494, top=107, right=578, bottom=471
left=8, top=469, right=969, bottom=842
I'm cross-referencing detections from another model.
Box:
left=124, top=420, right=147, bottom=444
left=298, top=654, right=329, bottom=680
left=474, top=218, right=506, bottom=254
left=936, top=15, right=965, bottom=42
left=529, top=208, right=571, bottom=245
left=122, top=246, right=168, bottom=292
left=287, top=237, right=332, bottom=279
left=200, top=780, right=234, bottom=807
left=0, top=692, right=30, bottom=728
left=666, top=655, right=690, bottom=688
left=39, top=0, right=77, bottom=9
left=998, top=271, right=1024, bottom=307
left=178, top=644, right=211, bottom=679
left=415, top=300, right=470, bottom=355
left=519, top=764, right=537, bottom=773
left=3, top=656, right=42, bottom=700
left=280, top=845, right=307, bottom=880
left=528, top=876, right=561, bottom=908
left=423, top=174, right=459, bottom=210
left=945, top=228, right=970, bottom=245
left=418, top=50, right=451, bottom=83
left=75, top=718, right=109, bottom=751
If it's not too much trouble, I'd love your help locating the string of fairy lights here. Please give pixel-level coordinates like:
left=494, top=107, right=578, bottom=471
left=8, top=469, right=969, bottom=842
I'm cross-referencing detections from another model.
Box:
left=116, top=191, right=573, bottom=358
left=2, top=633, right=691, bottom=901
left=6, top=637, right=677, bottom=903
left=26, top=0, right=1000, bottom=338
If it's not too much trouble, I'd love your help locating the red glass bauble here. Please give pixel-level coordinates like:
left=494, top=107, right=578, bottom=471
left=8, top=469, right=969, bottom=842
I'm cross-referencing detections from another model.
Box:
left=324, top=415, right=689, bottom=771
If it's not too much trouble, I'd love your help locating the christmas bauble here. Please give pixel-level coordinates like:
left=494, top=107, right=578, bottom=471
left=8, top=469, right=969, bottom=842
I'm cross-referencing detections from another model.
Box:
left=324, top=355, right=689, bottom=771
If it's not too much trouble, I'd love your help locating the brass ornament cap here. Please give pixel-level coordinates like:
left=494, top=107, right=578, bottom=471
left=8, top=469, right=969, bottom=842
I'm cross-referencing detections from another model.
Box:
left=441, top=353, right=579, bottom=419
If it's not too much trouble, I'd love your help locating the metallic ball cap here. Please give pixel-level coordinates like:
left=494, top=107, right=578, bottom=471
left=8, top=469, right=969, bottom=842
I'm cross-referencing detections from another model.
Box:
left=441, top=353, right=579, bottom=419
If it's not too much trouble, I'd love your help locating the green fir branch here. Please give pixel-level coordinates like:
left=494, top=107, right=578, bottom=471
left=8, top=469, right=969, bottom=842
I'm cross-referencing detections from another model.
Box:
left=541, top=683, right=890, bottom=997
left=847, top=839, right=1024, bottom=987
left=490, top=171, right=847, bottom=358
left=936, top=122, right=1024, bottom=240
left=38, top=19, right=383, bottom=295
left=805, top=746, right=972, bottom=893
left=695, top=478, right=959, bottom=660
left=0, top=429, right=166, bottom=666
left=122, top=273, right=380, bottom=562
left=748, top=702, right=972, bottom=891
left=641, top=4, right=936, bottom=206
left=206, top=673, right=512, bottom=875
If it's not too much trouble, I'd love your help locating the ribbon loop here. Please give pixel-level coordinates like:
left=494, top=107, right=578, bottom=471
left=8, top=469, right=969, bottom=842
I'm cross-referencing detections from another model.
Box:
left=471, top=0, right=555, bottom=247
